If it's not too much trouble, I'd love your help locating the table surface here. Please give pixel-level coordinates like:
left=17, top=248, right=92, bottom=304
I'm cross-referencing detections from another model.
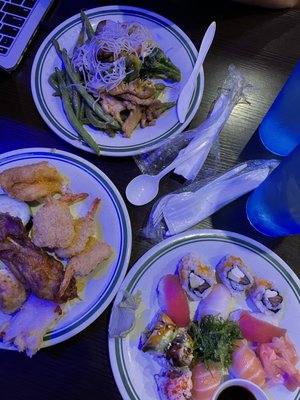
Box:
left=1, top=1, right=300, bottom=399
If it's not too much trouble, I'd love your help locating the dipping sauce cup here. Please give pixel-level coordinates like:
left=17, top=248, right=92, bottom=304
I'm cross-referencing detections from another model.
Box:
left=212, top=378, right=269, bottom=400
left=246, top=143, right=300, bottom=236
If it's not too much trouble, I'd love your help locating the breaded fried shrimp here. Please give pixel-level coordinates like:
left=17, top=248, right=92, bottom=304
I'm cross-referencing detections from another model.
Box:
left=55, top=197, right=101, bottom=258
left=58, top=237, right=113, bottom=298
left=32, top=193, right=88, bottom=249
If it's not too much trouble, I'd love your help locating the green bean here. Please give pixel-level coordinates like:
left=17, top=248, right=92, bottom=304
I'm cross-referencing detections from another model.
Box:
left=80, top=9, right=95, bottom=42
left=55, top=67, right=101, bottom=156
left=74, top=23, right=85, bottom=53
left=65, top=73, right=81, bottom=120
left=53, top=39, right=121, bottom=131
left=85, top=105, right=116, bottom=137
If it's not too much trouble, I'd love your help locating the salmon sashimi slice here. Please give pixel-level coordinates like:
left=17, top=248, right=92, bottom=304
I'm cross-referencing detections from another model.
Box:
left=191, top=362, right=223, bottom=400
left=230, top=340, right=266, bottom=387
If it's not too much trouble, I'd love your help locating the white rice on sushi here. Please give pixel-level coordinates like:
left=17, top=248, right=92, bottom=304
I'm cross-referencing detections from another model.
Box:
left=215, top=255, right=254, bottom=297
left=248, top=277, right=284, bottom=315
left=177, top=253, right=214, bottom=301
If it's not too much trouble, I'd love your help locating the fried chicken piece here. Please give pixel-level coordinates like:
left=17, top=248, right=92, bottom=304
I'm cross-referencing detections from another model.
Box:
left=0, top=161, right=66, bottom=202
left=0, top=268, right=29, bottom=314
left=32, top=193, right=88, bottom=249
left=58, top=237, right=113, bottom=298
left=0, top=236, right=77, bottom=303
left=55, top=197, right=101, bottom=258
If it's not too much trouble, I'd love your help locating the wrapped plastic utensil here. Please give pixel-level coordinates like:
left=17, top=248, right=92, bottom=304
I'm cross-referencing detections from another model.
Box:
left=135, top=64, right=251, bottom=181
left=143, top=159, right=280, bottom=241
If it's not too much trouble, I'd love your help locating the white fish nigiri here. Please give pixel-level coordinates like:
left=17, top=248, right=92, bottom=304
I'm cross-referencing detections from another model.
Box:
left=195, top=283, right=232, bottom=320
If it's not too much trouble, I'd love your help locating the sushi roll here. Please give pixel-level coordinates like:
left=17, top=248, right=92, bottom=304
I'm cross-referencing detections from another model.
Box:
left=141, top=312, right=177, bottom=354
left=248, top=277, right=284, bottom=315
left=165, top=329, right=194, bottom=368
left=215, top=255, right=254, bottom=297
left=155, top=368, right=192, bottom=400
left=178, top=253, right=214, bottom=301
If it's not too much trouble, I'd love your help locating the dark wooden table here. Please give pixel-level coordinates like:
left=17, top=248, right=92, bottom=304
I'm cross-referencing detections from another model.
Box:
left=1, top=1, right=300, bottom=399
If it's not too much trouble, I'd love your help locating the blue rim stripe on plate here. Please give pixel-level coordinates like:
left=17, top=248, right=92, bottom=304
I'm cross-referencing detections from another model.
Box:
left=33, top=6, right=200, bottom=155
left=0, top=150, right=130, bottom=342
left=112, top=231, right=300, bottom=399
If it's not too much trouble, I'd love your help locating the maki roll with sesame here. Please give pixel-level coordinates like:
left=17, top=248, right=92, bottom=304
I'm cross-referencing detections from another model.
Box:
left=165, top=329, right=194, bottom=368
left=141, top=312, right=177, bottom=354
left=248, top=277, right=284, bottom=315
left=215, top=255, right=254, bottom=297
left=178, top=253, right=215, bottom=301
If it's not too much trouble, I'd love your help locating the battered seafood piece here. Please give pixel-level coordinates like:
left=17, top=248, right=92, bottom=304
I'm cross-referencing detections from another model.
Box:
left=32, top=193, right=88, bottom=249
left=0, top=161, right=66, bottom=202
left=0, top=293, right=63, bottom=357
left=58, top=237, right=113, bottom=297
left=55, top=197, right=101, bottom=258
left=0, top=213, right=77, bottom=303
left=0, top=267, right=29, bottom=314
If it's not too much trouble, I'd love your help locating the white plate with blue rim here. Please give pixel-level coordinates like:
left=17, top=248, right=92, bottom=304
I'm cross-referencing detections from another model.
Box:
left=0, top=147, right=132, bottom=349
left=108, top=229, right=300, bottom=400
left=31, top=5, right=204, bottom=157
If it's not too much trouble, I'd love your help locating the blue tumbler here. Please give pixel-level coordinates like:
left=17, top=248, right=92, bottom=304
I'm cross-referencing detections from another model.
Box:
left=246, top=143, right=300, bottom=236
left=259, top=61, right=300, bottom=156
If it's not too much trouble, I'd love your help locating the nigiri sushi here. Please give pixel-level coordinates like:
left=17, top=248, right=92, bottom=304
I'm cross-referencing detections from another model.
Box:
left=195, top=283, right=232, bottom=320
left=178, top=253, right=215, bottom=301
left=158, top=274, right=190, bottom=327
left=248, top=277, right=284, bottom=315
left=191, top=362, right=223, bottom=400
left=230, top=340, right=266, bottom=388
left=237, top=310, right=286, bottom=343
left=155, top=368, right=193, bottom=400
left=215, top=255, right=254, bottom=297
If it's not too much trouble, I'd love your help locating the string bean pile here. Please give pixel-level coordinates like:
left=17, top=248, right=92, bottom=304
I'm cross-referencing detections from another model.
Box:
left=50, top=10, right=181, bottom=155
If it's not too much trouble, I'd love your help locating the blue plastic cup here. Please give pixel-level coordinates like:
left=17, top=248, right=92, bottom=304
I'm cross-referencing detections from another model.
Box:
left=259, top=60, right=300, bottom=156
left=246, top=143, right=300, bottom=236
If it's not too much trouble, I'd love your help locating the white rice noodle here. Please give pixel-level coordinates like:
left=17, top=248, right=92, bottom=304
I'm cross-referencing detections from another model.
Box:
left=72, top=20, right=156, bottom=92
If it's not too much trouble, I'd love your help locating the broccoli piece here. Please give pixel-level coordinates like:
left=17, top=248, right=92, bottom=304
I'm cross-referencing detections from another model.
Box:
left=140, top=47, right=181, bottom=82
left=125, top=55, right=142, bottom=82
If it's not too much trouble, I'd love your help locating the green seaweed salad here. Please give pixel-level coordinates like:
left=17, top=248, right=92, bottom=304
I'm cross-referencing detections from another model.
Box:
left=49, top=10, right=181, bottom=155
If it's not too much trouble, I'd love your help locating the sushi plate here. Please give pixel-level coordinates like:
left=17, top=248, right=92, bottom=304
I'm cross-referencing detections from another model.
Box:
left=31, top=5, right=204, bottom=157
left=0, top=148, right=132, bottom=349
left=108, top=229, right=300, bottom=400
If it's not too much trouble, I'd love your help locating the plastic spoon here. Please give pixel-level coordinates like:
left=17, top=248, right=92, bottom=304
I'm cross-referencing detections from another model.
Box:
left=177, top=21, right=216, bottom=123
left=126, top=142, right=206, bottom=206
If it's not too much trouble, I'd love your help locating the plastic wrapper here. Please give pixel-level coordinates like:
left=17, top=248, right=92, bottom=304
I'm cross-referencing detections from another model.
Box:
left=142, top=159, right=280, bottom=242
left=134, top=64, right=251, bottom=181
